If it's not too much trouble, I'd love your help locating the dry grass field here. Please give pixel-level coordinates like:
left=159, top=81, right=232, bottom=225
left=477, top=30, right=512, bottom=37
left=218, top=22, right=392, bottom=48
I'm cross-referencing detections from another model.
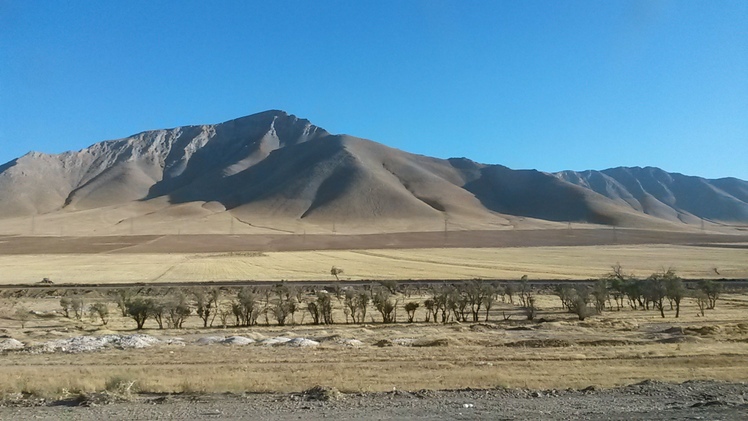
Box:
left=1, top=291, right=747, bottom=396
left=0, top=229, right=745, bottom=285
left=0, top=244, right=746, bottom=284
left=0, top=228, right=746, bottom=402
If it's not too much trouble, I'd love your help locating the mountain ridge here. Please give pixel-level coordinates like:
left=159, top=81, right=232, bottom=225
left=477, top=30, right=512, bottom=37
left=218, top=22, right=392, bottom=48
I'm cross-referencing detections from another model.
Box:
left=1, top=110, right=746, bottom=235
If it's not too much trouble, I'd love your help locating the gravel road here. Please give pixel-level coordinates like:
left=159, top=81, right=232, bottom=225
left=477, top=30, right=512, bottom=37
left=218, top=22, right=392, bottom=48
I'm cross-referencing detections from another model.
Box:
left=1, top=380, right=746, bottom=420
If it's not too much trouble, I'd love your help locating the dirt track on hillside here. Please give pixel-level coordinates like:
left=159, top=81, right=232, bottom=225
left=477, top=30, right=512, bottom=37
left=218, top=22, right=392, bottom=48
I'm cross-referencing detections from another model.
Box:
left=1, top=229, right=747, bottom=255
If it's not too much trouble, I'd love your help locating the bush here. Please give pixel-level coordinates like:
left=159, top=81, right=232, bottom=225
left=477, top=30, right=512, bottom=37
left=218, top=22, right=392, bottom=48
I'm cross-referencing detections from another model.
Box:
left=373, top=289, right=397, bottom=323
left=125, top=298, right=153, bottom=329
left=698, top=280, right=722, bottom=309
left=404, top=301, right=419, bottom=323
left=104, top=376, right=138, bottom=395
left=89, top=302, right=110, bottom=325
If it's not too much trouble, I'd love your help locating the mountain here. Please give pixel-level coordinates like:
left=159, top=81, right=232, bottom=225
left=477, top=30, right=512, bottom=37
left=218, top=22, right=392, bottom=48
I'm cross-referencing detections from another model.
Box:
left=1, top=110, right=746, bottom=235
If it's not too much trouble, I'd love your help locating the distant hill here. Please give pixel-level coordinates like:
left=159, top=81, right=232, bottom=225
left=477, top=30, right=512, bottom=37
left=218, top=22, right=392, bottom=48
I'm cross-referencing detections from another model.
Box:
left=1, top=110, right=746, bottom=235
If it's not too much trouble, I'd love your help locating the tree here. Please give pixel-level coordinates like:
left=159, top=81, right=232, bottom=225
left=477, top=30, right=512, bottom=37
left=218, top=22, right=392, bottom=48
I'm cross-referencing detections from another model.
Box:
left=194, top=288, right=220, bottom=328
left=307, top=301, right=321, bottom=325
left=504, top=283, right=516, bottom=305
left=271, top=301, right=292, bottom=326
left=378, top=280, right=398, bottom=295
left=664, top=270, right=685, bottom=318
left=694, top=291, right=708, bottom=317
left=164, top=293, right=191, bottom=329
left=89, top=302, right=110, bottom=326
left=269, top=284, right=294, bottom=326
left=15, top=307, right=31, bottom=328
left=149, top=300, right=167, bottom=329
left=591, top=279, right=608, bottom=314
left=698, top=280, right=722, bottom=309
left=433, top=286, right=452, bottom=323
left=344, top=289, right=369, bottom=323
left=555, top=284, right=575, bottom=311
left=308, top=292, right=334, bottom=325
left=518, top=275, right=530, bottom=307
left=482, top=284, right=497, bottom=322
left=373, top=289, right=397, bottom=323
left=59, top=297, right=72, bottom=318
left=126, top=298, right=153, bottom=329
left=523, top=295, right=537, bottom=321
left=234, top=287, right=260, bottom=326
left=643, top=273, right=668, bottom=318
left=114, top=288, right=136, bottom=317
left=70, top=297, right=85, bottom=320
left=423, top=299, right=435, bottom=322
left=318, top=292, right=334, bottom=324
left=464, top=280, right=487, bottom=322
left=330, top=266, right=344, bottom=281
left=404, top=302, right=419, bottom=323
left=606, top=264, right=641, bottom=310
left=356, top=291, right=369, bottom=323
left=569, top=286, right=591, bottom=321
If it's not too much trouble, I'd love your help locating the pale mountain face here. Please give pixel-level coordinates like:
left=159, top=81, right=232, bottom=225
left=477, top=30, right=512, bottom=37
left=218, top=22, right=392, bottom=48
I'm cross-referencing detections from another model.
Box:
left=1, top=110, right=746, bottom=235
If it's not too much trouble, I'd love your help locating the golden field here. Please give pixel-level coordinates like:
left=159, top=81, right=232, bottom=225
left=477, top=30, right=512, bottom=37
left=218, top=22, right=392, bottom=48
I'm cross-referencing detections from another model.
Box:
left=0, top=244, right=746, bottom=284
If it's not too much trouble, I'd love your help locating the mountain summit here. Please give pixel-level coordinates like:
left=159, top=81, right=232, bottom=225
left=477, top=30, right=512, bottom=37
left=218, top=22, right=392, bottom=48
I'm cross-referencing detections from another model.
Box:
left=1, top=110, right=746, bottom=235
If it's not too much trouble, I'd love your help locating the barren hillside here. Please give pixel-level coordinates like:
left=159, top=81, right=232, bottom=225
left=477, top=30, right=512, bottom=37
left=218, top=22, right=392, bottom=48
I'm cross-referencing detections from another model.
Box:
left=1, top=110, right=746, bottom=235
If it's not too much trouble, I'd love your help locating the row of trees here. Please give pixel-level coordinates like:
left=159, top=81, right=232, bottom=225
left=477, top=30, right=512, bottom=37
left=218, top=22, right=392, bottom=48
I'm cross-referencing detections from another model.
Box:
left=56, top=270, right=723, bottom=329
left=555, top=266, right=722, bottom=320
left=58, top=280, right=509, bottom=329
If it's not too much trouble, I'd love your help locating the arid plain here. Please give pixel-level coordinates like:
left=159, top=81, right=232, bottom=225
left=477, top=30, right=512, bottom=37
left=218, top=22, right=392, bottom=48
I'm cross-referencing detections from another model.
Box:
left=1, top=227, right=747, bottom=401
left=1, top=228, right=747, bottom=284
left=1, top=111, right=747, bottom=417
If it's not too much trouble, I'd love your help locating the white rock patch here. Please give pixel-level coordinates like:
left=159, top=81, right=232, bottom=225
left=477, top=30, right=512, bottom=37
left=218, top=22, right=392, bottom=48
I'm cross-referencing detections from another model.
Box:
left=286, top=338, right=319, bottom=347
left=258, top=337, right=293, bottom=346
left=221, top=336, right=255, bottom=345
left=27, top=334, right=160, bottom=354
left=0, top=338, right=24, bottom=351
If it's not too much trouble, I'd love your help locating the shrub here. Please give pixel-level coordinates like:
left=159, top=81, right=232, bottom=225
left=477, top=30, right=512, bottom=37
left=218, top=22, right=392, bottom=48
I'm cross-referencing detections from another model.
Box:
left=373, top=289, right=397, bottom=323
left=125, top=298, right=153, bottom=329
left=60, top=297, right=72, bottom=318
left=164, top=293, right=191, bottom=329
left=89, top=302, right=110, bottom=326
left=330, top=266, right=343, bottom=281
left=698, top=280, right=722, bottom=309
left=193, top=288, right=220, bottom=328
left=404, top=301, right=419, bottom=323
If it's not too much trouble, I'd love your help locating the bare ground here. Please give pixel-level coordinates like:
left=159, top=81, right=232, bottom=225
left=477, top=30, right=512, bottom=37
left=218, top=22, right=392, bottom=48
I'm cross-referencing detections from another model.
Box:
left=1, top=228, right=747, bottom=419
left=1, top=228, right=748, bottom=254
left=0, top=381, right=746, bottom=420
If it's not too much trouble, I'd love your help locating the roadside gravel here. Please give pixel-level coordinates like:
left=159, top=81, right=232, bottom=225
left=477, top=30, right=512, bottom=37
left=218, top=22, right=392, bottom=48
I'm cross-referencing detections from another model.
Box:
left=1, top=380, right=746, bottom=420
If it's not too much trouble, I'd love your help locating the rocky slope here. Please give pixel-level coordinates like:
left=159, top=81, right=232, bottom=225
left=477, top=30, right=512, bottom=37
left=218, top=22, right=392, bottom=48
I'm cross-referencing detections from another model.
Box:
left=1, top=110, right=746, bottom=232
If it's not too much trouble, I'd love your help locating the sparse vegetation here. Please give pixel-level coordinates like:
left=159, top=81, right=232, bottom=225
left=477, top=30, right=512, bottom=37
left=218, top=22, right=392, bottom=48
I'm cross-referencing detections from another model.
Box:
left=404, top=301, right=419, bottom=323
left=1, top=265, right=732, bottom=331
left=1, top=272, right=747, bottom=401
left=330, top=266, right=343, bottom=281
left=89, top=302, right=110, bottom=325
left=125, top=298, right=153, bottom=330
left=699, top=279, right=722, bottom=309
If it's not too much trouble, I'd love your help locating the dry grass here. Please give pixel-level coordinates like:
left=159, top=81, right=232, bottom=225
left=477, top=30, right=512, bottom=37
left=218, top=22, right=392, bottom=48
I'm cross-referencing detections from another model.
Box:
left=0, top=244, right=746, bottom=284
left=2, top=291, right=747, bottom=396
left=3, top=347, right=746, bottom=397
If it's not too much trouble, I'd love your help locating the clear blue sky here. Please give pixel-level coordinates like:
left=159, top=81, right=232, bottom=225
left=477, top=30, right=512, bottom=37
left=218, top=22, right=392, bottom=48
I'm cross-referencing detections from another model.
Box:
left=1, top=0, right=746, bottom=179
